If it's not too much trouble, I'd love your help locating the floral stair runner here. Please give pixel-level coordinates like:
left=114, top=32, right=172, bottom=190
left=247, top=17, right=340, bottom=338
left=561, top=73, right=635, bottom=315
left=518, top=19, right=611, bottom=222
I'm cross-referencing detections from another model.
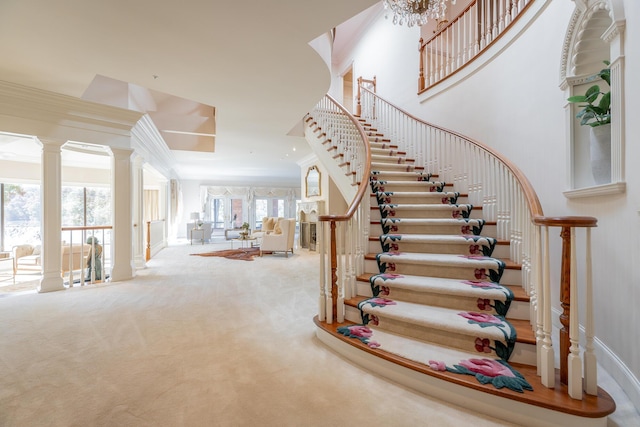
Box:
left=338, top=126, right=533, bottom=393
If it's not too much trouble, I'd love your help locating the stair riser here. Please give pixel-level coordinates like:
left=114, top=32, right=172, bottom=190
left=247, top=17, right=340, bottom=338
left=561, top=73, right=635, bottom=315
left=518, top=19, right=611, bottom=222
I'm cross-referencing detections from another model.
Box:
left=371, top=173, right=431, bottom=182
left=345, top=304, right=534, bottom=365
left=370, top=183, right=443, bottom=193
left=378, top=241, right=492, bottom=256
left=368, top=241, right=500, bottom=254
left=372, top=163, right=417, bottom=172
left=371, top=223, right=482, bottom=236
left=376, top=288, right=518, bottom=317
left=371, top=195, right=458, bottom=205
left=371, top=209, right=482, bottom=220
left=371, top=156, right=412, bottom=164
left=365, top=316, right=511, bottom=361
left=376, top=262, right=503, bottom=282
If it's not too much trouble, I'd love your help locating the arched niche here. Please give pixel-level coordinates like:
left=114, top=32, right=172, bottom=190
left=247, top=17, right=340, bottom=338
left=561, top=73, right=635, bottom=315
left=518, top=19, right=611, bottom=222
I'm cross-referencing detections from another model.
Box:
left=560, top=0, right=626, bottom=196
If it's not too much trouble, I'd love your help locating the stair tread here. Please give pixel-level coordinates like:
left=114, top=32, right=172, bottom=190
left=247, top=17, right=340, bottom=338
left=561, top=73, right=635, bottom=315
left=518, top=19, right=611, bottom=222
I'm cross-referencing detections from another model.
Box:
left=316, top=317, right=616, bottom=419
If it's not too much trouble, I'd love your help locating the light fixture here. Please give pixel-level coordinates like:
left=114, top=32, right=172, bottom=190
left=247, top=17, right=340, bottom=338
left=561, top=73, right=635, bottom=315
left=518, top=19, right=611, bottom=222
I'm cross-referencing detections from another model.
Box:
left=383, top=0, right=455, bottom=27
left=190, top=212, right=200, bottom=229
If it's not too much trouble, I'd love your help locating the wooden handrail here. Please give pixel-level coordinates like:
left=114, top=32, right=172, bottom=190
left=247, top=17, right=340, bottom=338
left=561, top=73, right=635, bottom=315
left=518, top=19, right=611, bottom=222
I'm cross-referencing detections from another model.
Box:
left=318, top=94, right=372, bottom=223
left=61, top=225, right=112, bottom=231
left=360, top=85, right=544, bottom=219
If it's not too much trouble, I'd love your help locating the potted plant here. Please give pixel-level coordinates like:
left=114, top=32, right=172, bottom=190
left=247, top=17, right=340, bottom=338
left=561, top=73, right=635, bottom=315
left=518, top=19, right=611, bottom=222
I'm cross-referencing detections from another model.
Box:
left=240, top=222, right=250, bottom=239
left=567, top=60, right=611, bottom=184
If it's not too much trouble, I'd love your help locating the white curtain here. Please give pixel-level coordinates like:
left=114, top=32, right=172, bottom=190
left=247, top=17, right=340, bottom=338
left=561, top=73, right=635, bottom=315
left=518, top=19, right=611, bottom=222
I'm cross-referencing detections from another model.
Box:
left=144, top=189, right=159, bottom=222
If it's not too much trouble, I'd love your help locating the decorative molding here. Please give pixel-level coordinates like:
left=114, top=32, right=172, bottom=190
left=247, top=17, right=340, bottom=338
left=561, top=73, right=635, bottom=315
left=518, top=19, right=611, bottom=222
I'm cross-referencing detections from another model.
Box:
left=131, top=115, right=178, bottom=180
left=0, top=79, right=142, bottom=134
left=563, top=181, right=626, bottom=198
left=602, top=19, right=625, bottom=43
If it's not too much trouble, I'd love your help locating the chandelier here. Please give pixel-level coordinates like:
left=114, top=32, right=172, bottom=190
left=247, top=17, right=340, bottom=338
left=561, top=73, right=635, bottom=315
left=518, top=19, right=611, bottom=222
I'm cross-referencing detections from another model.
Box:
left=383, top=0, right=456, bottom=27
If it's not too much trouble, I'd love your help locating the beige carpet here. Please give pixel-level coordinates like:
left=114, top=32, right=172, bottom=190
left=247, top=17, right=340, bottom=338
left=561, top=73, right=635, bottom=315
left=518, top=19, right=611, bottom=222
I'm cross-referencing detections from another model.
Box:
left=0, top=242, right=636, bottom=426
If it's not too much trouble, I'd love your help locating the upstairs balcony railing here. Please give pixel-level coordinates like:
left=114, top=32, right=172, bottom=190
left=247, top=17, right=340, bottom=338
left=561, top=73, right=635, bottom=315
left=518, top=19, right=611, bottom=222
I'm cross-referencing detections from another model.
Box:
left=419, top=0, right=535, bottom=92
left=61, top=225, right=111, bottom=286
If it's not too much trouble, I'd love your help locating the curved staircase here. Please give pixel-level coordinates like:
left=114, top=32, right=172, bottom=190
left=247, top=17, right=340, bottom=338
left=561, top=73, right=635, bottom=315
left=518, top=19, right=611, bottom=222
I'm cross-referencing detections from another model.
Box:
left=312, top=119, right=616, bottom=427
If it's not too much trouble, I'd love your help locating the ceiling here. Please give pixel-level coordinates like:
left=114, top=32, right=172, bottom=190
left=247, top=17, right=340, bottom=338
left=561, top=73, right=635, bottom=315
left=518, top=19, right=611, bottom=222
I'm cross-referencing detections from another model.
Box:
left=0, top=0, right=380, bottom=185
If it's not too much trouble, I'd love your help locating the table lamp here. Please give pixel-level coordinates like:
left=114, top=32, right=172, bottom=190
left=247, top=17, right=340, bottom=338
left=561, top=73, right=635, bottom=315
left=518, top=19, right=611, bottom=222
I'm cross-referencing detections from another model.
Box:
left=190, top=212, right=200, bottom=229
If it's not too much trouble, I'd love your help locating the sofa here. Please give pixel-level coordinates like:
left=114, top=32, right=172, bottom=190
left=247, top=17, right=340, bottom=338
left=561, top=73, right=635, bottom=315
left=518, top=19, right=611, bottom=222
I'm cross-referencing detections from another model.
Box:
left=12, top=243, right=91, bottom=274
left=260, top=218, right=296, bottom=257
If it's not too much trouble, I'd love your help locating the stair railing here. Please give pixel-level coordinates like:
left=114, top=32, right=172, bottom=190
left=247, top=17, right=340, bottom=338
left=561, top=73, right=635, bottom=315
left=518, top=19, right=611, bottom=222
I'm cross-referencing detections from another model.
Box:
left=419, top=0, right=536, bottom=92
left=305, top=95, right=371, bottom=324
left=359, top=86, right=600, bottom=399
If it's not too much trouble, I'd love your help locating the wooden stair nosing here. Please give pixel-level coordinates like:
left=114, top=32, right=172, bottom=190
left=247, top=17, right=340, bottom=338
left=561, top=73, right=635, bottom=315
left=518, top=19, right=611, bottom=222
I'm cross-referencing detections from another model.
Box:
left=315, top=317, right=616, bottom=419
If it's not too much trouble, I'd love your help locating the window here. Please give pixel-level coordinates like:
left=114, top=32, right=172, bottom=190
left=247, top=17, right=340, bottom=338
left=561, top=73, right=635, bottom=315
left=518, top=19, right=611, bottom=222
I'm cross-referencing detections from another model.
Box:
left=210, top=198, right=225, bottom=229
left=1, top=183, right=41, bottom=250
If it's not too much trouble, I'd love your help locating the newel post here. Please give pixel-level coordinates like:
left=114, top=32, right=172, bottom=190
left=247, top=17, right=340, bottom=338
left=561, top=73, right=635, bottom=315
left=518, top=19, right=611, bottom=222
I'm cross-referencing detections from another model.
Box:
left=418, top=38, right=425, bottom=92
left=533, top=216, right=598, bottom=399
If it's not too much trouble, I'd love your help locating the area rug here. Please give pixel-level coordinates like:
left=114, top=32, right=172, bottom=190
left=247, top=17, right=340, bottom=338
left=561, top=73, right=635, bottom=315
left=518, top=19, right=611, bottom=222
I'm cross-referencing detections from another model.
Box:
left=191, top=247, right=260, bottom=261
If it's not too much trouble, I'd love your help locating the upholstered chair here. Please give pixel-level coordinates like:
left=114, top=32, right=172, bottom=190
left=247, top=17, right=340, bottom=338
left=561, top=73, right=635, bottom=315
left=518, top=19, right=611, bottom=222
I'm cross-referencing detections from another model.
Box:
left=260, top=218, right=296, bottom=257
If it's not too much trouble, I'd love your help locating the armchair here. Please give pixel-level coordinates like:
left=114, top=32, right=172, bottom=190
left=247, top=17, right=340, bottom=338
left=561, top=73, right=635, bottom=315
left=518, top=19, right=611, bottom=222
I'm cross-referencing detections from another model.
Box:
left=260, top=218, right=295, bottom=257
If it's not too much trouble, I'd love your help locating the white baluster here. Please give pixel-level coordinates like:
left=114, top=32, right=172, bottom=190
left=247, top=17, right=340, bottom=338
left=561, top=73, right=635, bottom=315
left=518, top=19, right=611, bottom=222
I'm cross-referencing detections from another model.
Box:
left=584, top=227, right=598, bottom=395
left=541, top=225, right=555, bottom=388
left=568, top=228, right=583, bottom=399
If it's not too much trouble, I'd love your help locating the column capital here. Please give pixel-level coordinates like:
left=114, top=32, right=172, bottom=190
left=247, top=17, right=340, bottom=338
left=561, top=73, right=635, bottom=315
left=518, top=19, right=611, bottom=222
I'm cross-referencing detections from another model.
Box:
left=36, top=137, right=66, bottom=150
left=109, top=146, right=134, bottom=159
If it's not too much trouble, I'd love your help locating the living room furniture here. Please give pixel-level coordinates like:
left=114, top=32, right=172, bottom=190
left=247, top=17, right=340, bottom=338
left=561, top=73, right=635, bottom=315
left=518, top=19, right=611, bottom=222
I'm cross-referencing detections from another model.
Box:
left=231, top=236, right=257, bottom=250
left=12, top=243, right=91, bottom=274
left=260, top=218, right=296, bottom=257
left=190, top=228, right=205, bottom=245
left=186, top=222, right=212, bottom=242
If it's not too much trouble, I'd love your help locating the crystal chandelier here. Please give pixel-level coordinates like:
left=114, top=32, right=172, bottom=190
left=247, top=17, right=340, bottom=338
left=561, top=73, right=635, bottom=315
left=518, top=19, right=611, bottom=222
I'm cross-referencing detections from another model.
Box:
left=383, top=0, right=456, bottom=27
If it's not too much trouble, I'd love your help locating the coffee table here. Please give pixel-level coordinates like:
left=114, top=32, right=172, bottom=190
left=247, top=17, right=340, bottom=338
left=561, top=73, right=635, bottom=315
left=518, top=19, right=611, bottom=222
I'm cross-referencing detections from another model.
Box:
left=232, top=237, right=257, bottom=250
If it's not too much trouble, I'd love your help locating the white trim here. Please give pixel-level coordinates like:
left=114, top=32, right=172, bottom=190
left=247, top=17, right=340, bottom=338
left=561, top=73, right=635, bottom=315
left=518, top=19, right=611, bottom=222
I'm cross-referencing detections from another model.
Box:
left=563, top=181, right=626, bottom=198
left=316, top=326, right=608, bottom=427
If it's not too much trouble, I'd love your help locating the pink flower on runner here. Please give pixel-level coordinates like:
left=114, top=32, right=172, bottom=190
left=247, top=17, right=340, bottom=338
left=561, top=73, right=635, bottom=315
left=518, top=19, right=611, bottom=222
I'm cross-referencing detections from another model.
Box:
left=474, top=268, right=487, bottom=279
left=347, top=325, right=373, bottom=338
left=477, top=298, right=491, bottom=311
left=379, top=286, right=390, bottom=296
left=458, top=359, right=516, bottom=378
left=381, top=273, right=403, bottom=279
left=452, top=210, right=461, bottom=218
left=441, top=197, right=449, bottom=204
left=428, top=360, right=447, bottom=371
left=469, top=245, right=481, bottom=255
left=387, top=263, right=397, bottom=271
left=390, top=225, right=399, bottom=232
left=390, top=243, right=399, bottom=251
left=461, top=225, right=471, bottom=234
left=463, top=280, right=500, bottom=289
left=429, top=186, right=437, bottom=192
left=367, top=341, right=381, bottom=349
left=369, top=315, right=379, bottom=326
left=459, top=312, right=502, bottom=324
left=475, top=337, right=492, bottom=353
left=369, top=298, right=396, bottom=306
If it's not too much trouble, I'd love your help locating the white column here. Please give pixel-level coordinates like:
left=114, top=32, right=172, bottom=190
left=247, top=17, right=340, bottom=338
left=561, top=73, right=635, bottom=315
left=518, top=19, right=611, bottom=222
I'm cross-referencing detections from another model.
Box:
left=132, top=153, right=146, bottom=269
left=38, top=138, right=65, bottom=293
left=110, top=147, right=135, bottom=281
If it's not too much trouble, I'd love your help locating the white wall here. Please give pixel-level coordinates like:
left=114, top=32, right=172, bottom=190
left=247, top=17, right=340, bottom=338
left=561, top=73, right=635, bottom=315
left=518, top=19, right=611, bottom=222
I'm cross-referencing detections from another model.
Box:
left=342, top=0, right=640, bottom=408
